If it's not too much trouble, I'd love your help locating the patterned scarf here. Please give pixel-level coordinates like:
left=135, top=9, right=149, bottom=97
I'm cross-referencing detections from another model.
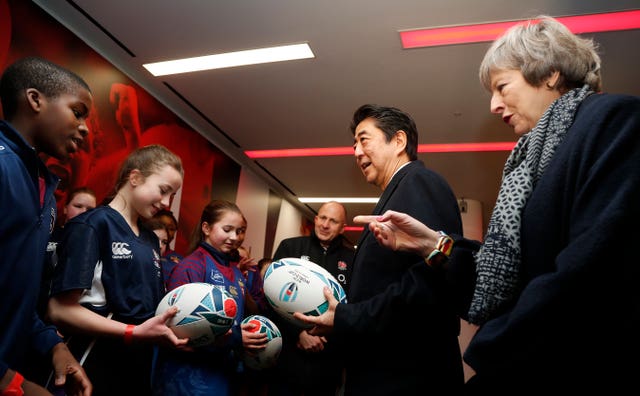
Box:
left=467, top=85, right=594, bottom=325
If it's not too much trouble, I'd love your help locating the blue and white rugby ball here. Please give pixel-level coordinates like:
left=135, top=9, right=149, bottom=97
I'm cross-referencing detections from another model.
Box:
left=263, top=257, right=347, bottom=328
left=156, top=282, right=238, bottom=347
left=241, top=314, right=282, bottom=370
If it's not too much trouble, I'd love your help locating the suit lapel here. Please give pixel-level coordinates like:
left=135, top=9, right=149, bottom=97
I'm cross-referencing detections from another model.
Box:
left=354, top=161, right=415, bottom=257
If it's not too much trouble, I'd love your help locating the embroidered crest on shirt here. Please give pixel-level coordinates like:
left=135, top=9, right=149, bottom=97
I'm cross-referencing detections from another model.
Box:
left=228, top=285, right=240, bottom=298
left=49, top=208, right=56, bottom=233
left=211, top=271, right=225, bottom=284
left=111, top=241, right=133, bottom=259
left=153, top=250, right=162, bottom=277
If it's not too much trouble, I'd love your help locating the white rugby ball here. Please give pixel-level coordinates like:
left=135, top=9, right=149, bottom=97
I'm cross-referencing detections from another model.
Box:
left=241, top=315, right=282, bottom=370
left=263, top=257, right=347, bottom=328
left=156, top=282, right=238, bottom=347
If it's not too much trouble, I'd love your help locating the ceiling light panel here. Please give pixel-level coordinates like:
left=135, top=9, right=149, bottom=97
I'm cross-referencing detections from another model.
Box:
left=143, top=43, right=314, bottom=76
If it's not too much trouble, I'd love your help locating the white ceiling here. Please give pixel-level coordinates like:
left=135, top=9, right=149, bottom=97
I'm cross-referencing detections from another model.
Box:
left=34, top=0, right=640, bottom=241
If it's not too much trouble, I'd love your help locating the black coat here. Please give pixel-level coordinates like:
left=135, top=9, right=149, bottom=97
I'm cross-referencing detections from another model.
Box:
left=335, top=160, right=465, bottom=395
left=464, top=93, right=640, bottom=392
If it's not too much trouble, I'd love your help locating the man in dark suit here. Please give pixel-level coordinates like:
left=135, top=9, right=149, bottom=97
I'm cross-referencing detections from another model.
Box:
left=295, top=104, right=465, bottom=395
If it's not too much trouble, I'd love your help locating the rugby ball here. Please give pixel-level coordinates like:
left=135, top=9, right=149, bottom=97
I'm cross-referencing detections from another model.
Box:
left=263, top=257, right=347, bottom=328
left=156, top=282, right=238, bottom=347
left=241, top=315, right=282, bottom=370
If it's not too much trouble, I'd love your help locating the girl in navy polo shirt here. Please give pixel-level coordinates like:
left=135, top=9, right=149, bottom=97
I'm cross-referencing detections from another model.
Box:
left=48, top=144, right=188, bottom=396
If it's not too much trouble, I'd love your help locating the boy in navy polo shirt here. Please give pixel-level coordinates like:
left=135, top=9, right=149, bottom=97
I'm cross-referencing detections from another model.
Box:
left=0, top=56, right=93, bottom=395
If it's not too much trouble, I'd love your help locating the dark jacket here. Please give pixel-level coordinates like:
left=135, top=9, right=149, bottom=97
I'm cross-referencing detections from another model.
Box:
left=462, top=93, right=640, bottom=392
left=0, top=121, right=62, bottom=377
left=270, top=231, right=354, bottom=394
left=273, top=231, right=354, bottom=293
left=335, top=160, right=464, bottom=395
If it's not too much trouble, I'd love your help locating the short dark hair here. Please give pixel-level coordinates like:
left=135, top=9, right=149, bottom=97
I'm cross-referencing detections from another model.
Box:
left=65, top=186, right=96, bottom=205
left=143, top=218, right=169, bottom=233
left=0, top=56, right=90, bottom=119
left=154, top=209, right=179, bottom=227
left=258, top=257, right=272, bottom=268
left=349, top=104, right=418, bottom=160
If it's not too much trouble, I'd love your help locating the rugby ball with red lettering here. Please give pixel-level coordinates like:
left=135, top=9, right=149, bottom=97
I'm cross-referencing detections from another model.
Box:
left=263, top=257, right=347, bottom=328
left=156, top=282, right=237, bottom=347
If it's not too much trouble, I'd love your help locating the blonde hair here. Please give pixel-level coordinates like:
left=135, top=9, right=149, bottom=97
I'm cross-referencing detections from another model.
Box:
left=479, top=16, right=601, bottom=93
left=110, top=144, right=183, bottom=199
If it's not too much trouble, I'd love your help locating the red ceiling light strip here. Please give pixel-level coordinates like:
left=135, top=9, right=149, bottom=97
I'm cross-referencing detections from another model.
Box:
left=419, top=142, right=516, bottom=153
left=401, top=20, right=519, bottom=48
left=560, top=9, right=640, bottom=34
left=400, top=10, right=640, bottom=49
left=245, top=147, right=353, bottom=158
left=245, top=141, right=516, bottom=159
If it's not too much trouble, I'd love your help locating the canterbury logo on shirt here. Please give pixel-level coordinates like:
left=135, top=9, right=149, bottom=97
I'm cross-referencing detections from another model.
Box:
left=112, top=242, right=133, bottom=259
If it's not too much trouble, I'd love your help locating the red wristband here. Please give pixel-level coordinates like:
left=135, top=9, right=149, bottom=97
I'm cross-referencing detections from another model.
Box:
left=1, top=371, right=24, bottom=396
left=124, top=324, right=136, bottom=344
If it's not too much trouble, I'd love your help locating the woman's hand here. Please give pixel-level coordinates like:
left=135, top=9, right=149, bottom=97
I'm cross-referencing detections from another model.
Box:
left=353, top=210, right=440, bottom=257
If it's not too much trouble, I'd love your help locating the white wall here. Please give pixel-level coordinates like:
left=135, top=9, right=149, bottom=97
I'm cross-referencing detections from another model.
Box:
left=168, top=185, right=183, bottom=251
left=458, top=198, right=484, bottom=242
left=273, top=199, right=305, bottom=253
left=235, top=168, right=271, bottom=260
left=236, top=167, right=308, bottom=260
left=457, top=198, right=483, bottom=382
